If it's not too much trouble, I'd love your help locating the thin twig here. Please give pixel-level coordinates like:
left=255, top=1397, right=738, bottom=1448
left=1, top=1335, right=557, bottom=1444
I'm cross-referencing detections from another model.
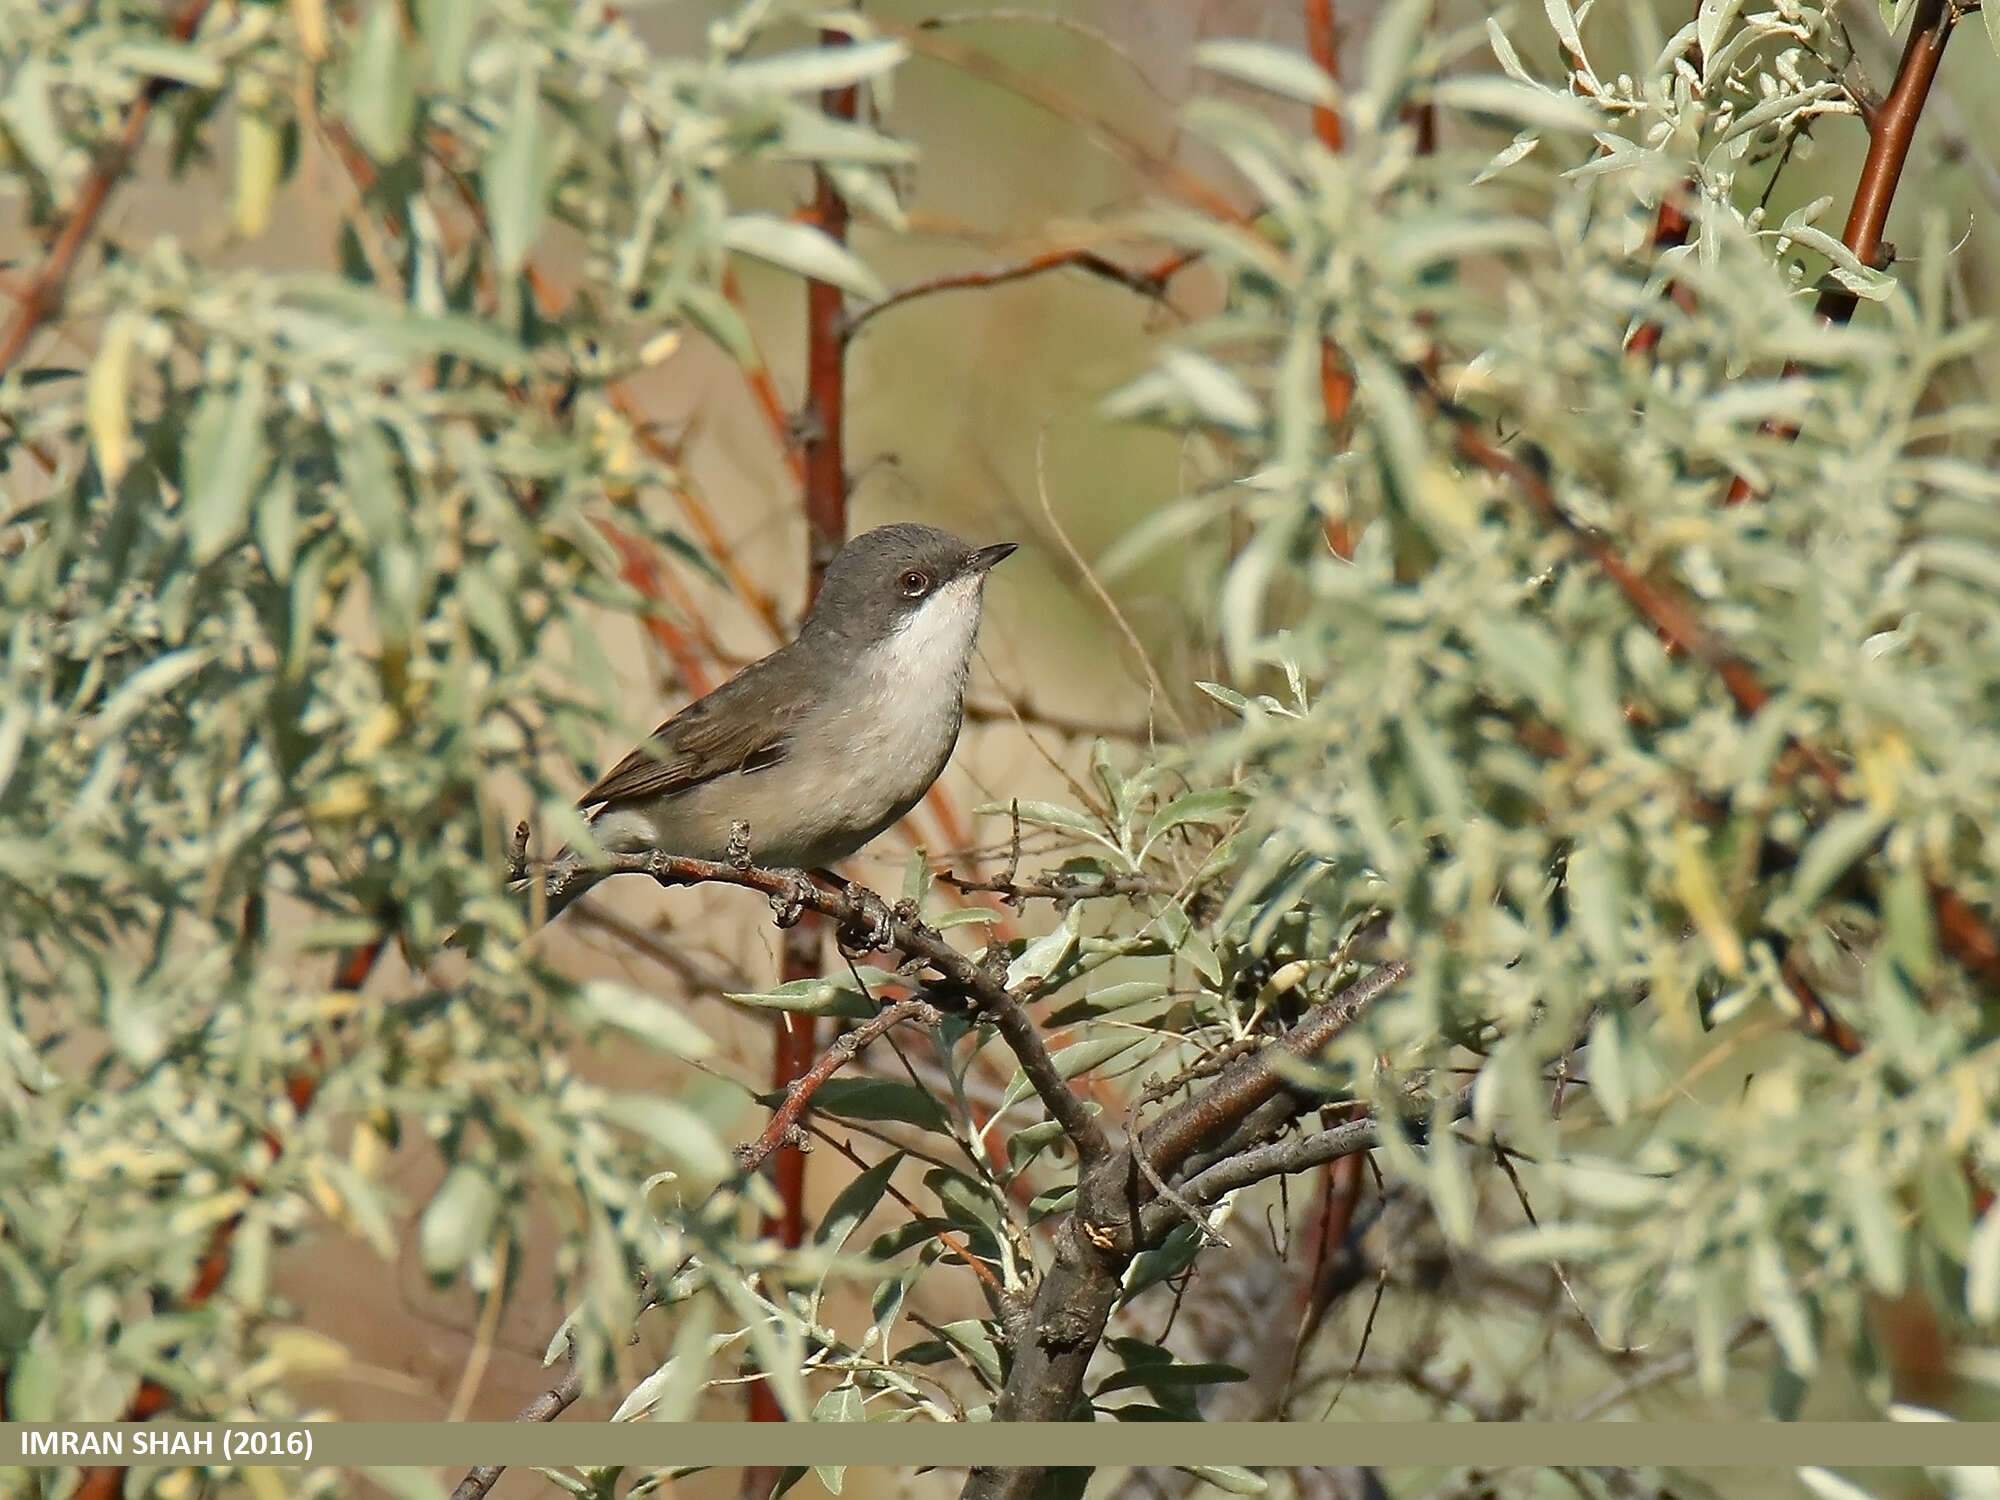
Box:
left=445, top=1235, right=512, bottom=1423
left=0, top=0, right=217, bottom=379
left=1723, top=0, right=1963, bottom=504
left=737, top=999, right=941, bottom=1172
left=938, top=868, right=1162, bottom=907
left=447, top=1345, right=585, bottom=1500
left=1565, top=1318, right=1767, bottom=1421
left=536, top=848, right=1115, bottom=1167
left=845, top=246, right=1197, bottom=340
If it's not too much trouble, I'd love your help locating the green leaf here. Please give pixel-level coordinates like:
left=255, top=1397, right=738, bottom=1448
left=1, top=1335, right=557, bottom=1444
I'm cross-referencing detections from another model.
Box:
left=1192, top=40, right=1337, bottom=108
left=1141, top=788, right=1245, bottom=859
left=726, top=40, right=909, bottom=95
left=1841, top=1159, right=1906, bottom=1296
left=1001, top=1033, right=1146, bottom=1112
left=726, top=974, right=877, bottom=1017
left=1967, top=1203, right=2000, bottom=1323
left=721, top=215, right=884, bottom=301
left=807, top=1078, right=951, bottom=1134
left=978, top=798, right=1109, bottom=844
left=80, top=648, right=206, bottom=748
left=114, top=43, right=225, bottom=90
left=418, top=0, right=477, bottom=90
left=596, top=1095, right=732, bottom=1183
left=419, top=1164, right=501, bottom=1277
left=1180, top=1469, right=1266, bottom=1496
left=1777, top=809, right=1888, bottom=924
left=1430, top=76, right=1599, bottom=133
left=934, top=1319, right=1004, bottom=1388
left=484, top=58, right=548, bottom=276
left=183, top=369, right=269, bottom=563
left=816, top=1152, right=903, bottom=1253
left=811, top=1384, right=865, bottom=1421
left=580, top=980, right=717, bottom=1060
left=1566, top=839, right=1626, bottom=968
left=253, top=467, right=300, bottom=582
left=1095, top=1361, right=1249, bottom=1395
left=1005, top=906, right=1082, bottom=990
left=345, top=0, right=418, bottom=161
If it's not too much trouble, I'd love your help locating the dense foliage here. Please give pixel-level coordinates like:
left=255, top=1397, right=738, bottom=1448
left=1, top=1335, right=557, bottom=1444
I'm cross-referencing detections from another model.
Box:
left=5, top=0, right=2000, bottom=1497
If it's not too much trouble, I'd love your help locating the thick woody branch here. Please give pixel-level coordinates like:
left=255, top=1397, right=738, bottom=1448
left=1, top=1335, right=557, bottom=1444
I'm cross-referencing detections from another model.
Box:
left=1144, top=1083, right=1471, bottom=1242
left=1137, top=960, right=1410, bottom=1180
left=963, top=961, right=1406, bottom=1500
left=538, top=850, right=1114, bottom=1168
left=447, top=1348, right=584, bottom=1500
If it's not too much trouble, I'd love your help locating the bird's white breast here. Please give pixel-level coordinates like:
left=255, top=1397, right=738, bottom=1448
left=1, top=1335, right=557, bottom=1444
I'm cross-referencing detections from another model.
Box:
left=800, top=573, right=985, bottom=832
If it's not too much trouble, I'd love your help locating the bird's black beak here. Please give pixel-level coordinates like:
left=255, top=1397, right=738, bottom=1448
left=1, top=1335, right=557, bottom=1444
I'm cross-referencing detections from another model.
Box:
left=967, top=541, right=1019, bottom=574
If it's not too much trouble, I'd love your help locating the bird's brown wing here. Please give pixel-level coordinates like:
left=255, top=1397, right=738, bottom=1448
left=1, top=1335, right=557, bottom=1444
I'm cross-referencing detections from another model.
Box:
left=578, top=654, right=803, bottom=809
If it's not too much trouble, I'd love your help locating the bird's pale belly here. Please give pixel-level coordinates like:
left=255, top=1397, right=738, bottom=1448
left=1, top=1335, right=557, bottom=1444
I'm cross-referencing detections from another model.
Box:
left=591, top=689, right=963, bottom=870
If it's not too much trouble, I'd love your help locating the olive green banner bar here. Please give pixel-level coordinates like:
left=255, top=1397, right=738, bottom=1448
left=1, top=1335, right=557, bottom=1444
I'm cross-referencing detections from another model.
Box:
left=5, top=1423, right=1999, bottom=1469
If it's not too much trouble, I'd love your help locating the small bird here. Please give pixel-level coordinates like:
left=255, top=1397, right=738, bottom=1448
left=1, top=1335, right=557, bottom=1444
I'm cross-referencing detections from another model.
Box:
left=531, top=522, right=1017, bottom=924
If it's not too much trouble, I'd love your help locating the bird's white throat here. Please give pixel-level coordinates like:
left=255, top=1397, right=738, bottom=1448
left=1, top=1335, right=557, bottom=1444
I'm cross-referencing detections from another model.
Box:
left=864, top=570, right=987, bottom=696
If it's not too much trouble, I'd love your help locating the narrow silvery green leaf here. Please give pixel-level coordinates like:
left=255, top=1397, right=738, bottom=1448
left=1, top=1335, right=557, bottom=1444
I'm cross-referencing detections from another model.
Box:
left=721, top=215, right=884, bottom=301
left=1431, top=76, right=1600, bottom=133
left=725, top=39, right=907, bottom=95
left=1191, top=39, right=1337, bottom=108
left=597, top=1095, right=731, bottom=1183
left=1005, top=905, right=1081, bottom=990
left=418, top=0, right=477, bottom=90
left=484, top=59, right=547, bottom=276
left=1966, top=1203, right=2000, bottom=1323
left=345, top=0, right=417, bottom=161
left=1179, top=1469, right=1265, bottom=1496
left=1841, top=1161, right=1907, bottom=1295
left=581, top=980, right=717, bottom=1060
left=810, top=1079, right=951, bottom=1134
left=1427, top=1120, right=1475, bottom=1243
left=816, top=1152, right=903, bottom=1254
left=999, top=1033, right=1145, bottom=1112
left=419, top=1163, right=501, bottom=1276
left=184, top=370, right=268, bottom=563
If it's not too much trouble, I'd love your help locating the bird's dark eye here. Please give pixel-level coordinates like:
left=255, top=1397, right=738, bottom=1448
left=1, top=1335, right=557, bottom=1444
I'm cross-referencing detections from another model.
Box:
left=898, top=569, right=930, bottom=597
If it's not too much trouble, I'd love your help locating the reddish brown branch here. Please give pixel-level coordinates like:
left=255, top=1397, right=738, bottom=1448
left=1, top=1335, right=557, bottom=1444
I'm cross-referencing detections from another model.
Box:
left=844, top=246, right=1196, bottom=340
left=0, top=0, right=216, bottom=379
left=593, top=515, right=717, bottom=697
left=1304, top=0, right=1343, bottom=152
left=747, top=29, right=863, bottom=1444
left=1624, top=192, right=1695, bottom=358
left=1723, top=0, right=1960, bottom=505
left=737, top=999, right=941, bottom=1172
left=1435, top=383, right=2000, bottom=1000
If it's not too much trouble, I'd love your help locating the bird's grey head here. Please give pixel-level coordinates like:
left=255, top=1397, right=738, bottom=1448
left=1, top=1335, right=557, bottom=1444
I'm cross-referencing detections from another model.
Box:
left=802, top=523, right=1017, bottom=650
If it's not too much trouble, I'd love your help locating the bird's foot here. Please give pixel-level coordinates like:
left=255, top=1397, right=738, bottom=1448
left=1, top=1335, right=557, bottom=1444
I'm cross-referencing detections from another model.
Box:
left=835, top=886, right=898, bottom=958
left=769, top=869, right=817, bottom=928
left=726, top=820, right=754, bottom=871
